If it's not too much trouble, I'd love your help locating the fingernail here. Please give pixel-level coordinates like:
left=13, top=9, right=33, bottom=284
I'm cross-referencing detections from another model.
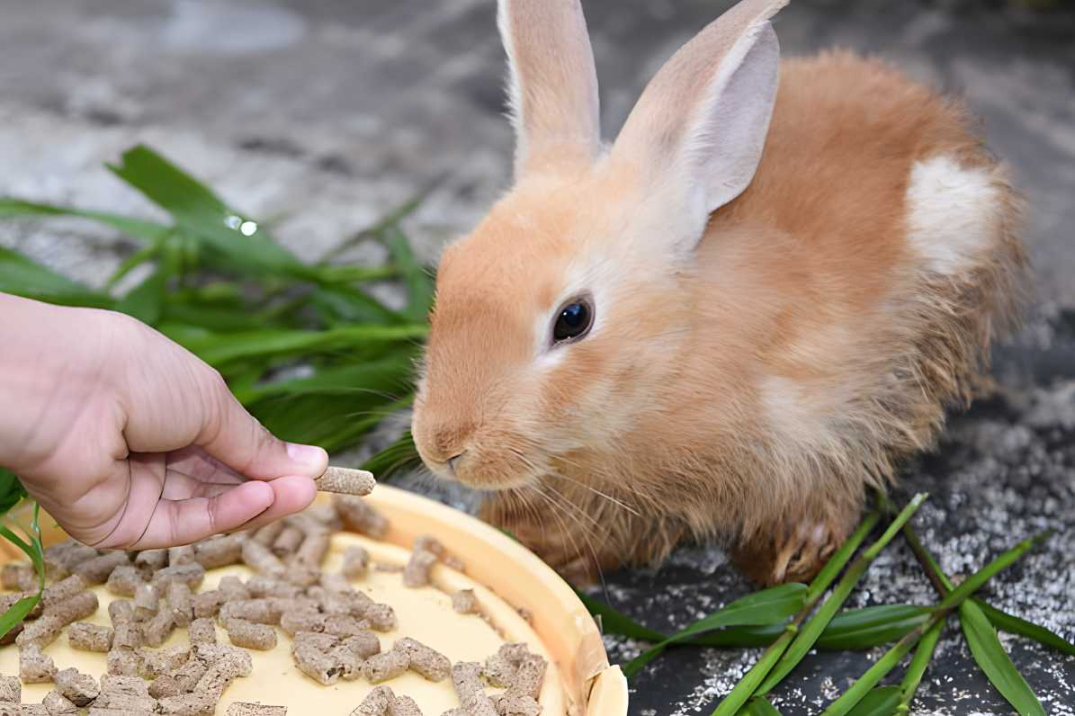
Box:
left=286, top=443, right=327, bottom=473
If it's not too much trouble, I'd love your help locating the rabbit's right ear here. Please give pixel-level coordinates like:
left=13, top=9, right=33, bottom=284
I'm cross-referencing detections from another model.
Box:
left=609, top=0, right=788, bottom=253
left=498, top=0, right=601, bottom=180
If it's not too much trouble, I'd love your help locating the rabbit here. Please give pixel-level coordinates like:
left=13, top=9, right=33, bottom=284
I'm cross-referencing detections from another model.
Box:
left=410, top=0, right=1027, bottom=586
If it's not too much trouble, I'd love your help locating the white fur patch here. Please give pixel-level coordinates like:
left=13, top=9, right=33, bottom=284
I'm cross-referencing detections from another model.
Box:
left=905, top=155, right=1000, bottom=276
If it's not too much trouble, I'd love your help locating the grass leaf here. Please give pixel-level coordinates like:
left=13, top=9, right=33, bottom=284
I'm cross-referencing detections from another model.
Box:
left=382, top=226, right=434, bottom=323
left=898, top=615, right=945, bottom=708
left=0, top=247, right=113, bottom=308
left=0, top=595, right=41, bottom=640
left=814, top=605, right=932, bottom=651
left=978, top=601, right=1075, bottom=657
left=845, top=687, right=901, bottom=716
left=744, top=696, right=783, bottom=716
left=0, top=469, right=27, bottom=516
left=0, top=197, right=170, bottom=243
left=961, top=600, right=1046, bottom=716
left=624, top=584, right=808, bottom=678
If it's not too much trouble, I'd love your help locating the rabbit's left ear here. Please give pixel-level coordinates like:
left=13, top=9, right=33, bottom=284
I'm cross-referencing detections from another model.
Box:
left=609, top=0, right=788, bottom=247
left=498, top=0, right=601, bottom=180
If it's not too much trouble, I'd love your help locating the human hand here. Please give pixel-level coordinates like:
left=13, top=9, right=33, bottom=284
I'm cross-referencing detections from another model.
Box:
left=0, top=293, right=328, bottom=549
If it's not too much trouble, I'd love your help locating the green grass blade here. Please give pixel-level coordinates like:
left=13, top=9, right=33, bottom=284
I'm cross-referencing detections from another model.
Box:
left=744, top=696, right=783, bottom=716
left=383, top=226, right=434, bottom=324
left=0, top=246, right=113, bottom=307
left=756, top=494, right=927, bottom=695
left=977, top=601, right=1075, bottom=657
left=0, top=595, right=41, bottom=640
left=0, top=197, right=170, bottom=243
left=175, top=324, right=428, bottom=368
left=0, top=470, right=27, bottom=516
left=575, top=590, right=667, bottom=643
left=624, top=584, right=808, bottom=678
left=814, top=605, right=931, bottom=651
left=807, top=511, right=882, bottom=603
left=845, top=687, right=901, bottom=716
left=822, top=530, right=1049, bottom=716
left=960, top=599, right=1046, bottom=716
left=898, top=615, right=945, bottom=709
left=361, top=432, right=423, bottom=480
left=106, top=145, right=306, bottom=277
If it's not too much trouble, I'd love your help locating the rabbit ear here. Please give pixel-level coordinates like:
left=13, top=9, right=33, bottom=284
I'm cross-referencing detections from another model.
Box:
left=498, top=0, right=601, bottom=179
left=609, top=0, right=787, bottom=246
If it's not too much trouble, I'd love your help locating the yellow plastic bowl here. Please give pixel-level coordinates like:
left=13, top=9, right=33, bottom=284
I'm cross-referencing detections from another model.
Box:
left=0, top=485, right=629, bottom=715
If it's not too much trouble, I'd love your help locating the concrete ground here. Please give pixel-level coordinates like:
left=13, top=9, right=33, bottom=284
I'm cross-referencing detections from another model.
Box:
left=1, top=1, right=1073, bottom=714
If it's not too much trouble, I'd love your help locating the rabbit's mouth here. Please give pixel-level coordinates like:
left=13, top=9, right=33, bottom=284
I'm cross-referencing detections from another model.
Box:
left=414, top=431, right=546, bottom=493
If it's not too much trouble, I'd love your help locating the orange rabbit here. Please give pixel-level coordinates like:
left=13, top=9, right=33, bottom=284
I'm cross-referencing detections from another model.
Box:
left=411, top=0, right=1027, bottom=585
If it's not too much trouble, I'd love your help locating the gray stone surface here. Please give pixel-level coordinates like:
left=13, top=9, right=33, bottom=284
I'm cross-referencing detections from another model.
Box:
left=0, top=1, right=1072, bottom=714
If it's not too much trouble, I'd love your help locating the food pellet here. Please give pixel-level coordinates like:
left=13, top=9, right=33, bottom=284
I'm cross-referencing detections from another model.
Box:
left=133, top=583, right=159, bottom=621
left=173, top=656, right=208, bottom=692
left=153, top=563, right=205, bottom=590
left=139, top=645, right=190, bottom=679
left=452, top=590, right=479, bottom=615
left=291, top=631, right=338, bottom=653
left=193, top=534, right=246, bottom=569
left=0, top=675, right=19, bottom=702
left=41, top=575, right=87, bottom=608
left=74, top=551, right=130, bottom=585
left=315, top=467, right=375, bottom=496
left=332, top=496, right=389, bottom=539
left=105, top=647, right=142, bottom=676
left=226, top=705, right=288, bottom=716
left=307, top=504, right=344, bottom=531
left=362, top=646, right=409, bottom=684
left=88, top=707, right=152, bottom=716
left=272, top=527, right=303, bottom=558
left=496, top=694, right=541, bottom=716
left=241, top=542, right=286, bottom=579
left=54, top=667, right=99, bottom=706
left=105, top=565, right=143, bottom=597
left=68, top=622, right=113, bottom=652
left=166, top=581, right=194, bottom=626
left=107, top=599, right=134, bottom=625
left=19, top=705, right=48, bottom=716
left=148, top=674, right=181, bottom=699
left=142, top=608, right=175, bottom=647
left=93, top=690, right=156, bottom=712
left=168, top=545, right=195, bottom=566
left=363, top=603, right=397, bottom=632
left=341, top=545, right=370, bottom=579
left=280, top=607, right=326, bottom=636
left=390, top=695, right=423, bottom=716
left=100, top=674, right=150, bottom=697
left=340, top=630, right=381, bottom=659
left=246, top=578, right=302, bottom=600
left=218, top=576, right=250, bottom=601
left=156, top=691, right=220, bottom=716
left=252, top=521, right=286, bottom=548
left=324, top=615, right=369, bottom=639
left=225, top=618, right=277, bottom=650
left=192, top=590, right=226, bottom=619
left=221, top=599, right=283, bottom=625
left=397, top=637, right=451, bottom=681
left=134, top=549, right=168, bottom=573
left=194, top=643, right=253, bottom=676
left=292, top=530, right=330, bottom=569
left=43, top=541, right=97, bottom=575
left=292, top=644, right=343, bottom=686
left=444, top=555, right=466, bottom=572
left=352, top=685, right=393, bottom=716
left=188, top=617, right=217, bottom=646
left=111, top=622, right=143, bottom=651
left=451, top=662, right=498, bottom=716
left=1, top=563, right=36, bottom=592
left=42, top=690, right=77, bottom=716
left=44, top=590, right=99, bottom=627
left=402, top=550, right=438, bottom=589
left=15, top=615, right=64, bottom=648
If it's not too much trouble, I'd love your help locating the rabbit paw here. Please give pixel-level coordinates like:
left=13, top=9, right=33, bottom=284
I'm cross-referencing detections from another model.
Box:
left=733, top=517, right=851, bottom=586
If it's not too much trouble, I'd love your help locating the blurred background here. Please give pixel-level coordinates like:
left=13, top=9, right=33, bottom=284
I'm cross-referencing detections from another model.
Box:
left=1, top=1, right=1073, bottom=714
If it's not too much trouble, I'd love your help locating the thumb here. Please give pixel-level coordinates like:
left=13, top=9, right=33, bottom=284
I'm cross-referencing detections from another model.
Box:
left=198, top=374, right=328, bottom=481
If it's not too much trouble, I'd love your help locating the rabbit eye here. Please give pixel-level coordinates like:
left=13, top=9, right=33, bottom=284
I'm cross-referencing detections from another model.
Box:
left=552, top=297, right=594, bottom=344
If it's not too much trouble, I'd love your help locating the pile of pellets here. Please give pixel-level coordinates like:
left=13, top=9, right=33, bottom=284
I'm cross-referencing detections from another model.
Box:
left=0, top=495, right=547, bottom=716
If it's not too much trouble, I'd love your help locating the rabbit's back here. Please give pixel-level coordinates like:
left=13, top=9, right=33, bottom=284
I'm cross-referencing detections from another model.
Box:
left=689, top=50, right=1026, bottom=520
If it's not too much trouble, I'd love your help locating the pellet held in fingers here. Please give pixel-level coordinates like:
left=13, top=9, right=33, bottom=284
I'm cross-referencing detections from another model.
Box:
left=68, top=622, right=113, bottom=652
left=316, top=467, right=375, bottom=496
